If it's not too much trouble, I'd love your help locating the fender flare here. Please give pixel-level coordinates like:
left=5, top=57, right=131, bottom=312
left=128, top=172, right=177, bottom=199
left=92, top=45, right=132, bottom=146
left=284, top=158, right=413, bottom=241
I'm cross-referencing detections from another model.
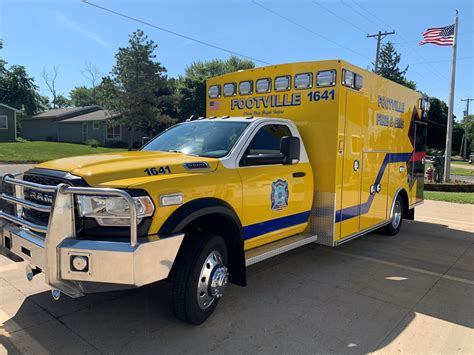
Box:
left=159, top=198, right=247, bottom=286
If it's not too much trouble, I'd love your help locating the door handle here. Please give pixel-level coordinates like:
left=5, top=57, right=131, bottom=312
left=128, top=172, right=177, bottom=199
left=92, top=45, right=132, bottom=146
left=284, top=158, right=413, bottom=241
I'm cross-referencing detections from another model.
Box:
left=293, top=172, right=306, bottom=178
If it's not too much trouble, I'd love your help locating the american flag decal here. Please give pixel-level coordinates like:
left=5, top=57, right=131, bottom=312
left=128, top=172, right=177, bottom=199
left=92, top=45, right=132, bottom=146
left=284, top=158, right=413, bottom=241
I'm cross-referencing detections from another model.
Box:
left=209, top=101, right=220, bottom=110
left=420, top=24, right=455, bottom=46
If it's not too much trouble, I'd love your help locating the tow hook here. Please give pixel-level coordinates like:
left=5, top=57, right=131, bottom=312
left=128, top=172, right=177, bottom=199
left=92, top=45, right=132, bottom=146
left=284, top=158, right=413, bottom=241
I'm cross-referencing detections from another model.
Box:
left=25, top=264, right=41, bottom=281
left=51, top=289, right=61, bottom=301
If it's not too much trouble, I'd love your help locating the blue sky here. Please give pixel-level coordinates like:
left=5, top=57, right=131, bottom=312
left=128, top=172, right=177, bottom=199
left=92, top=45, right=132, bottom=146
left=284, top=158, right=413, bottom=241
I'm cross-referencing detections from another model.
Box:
left=1, top=0, right=472, bottom=120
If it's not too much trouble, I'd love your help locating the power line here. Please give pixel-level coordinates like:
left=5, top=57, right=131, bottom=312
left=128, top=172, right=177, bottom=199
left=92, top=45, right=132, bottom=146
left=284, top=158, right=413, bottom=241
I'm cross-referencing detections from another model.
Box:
left=340, top=0, right=377, bottom=29
left=410, top=56, right=473, bottom=65
left=251, top=0, right=372, bottom=62
left=81, top=0, right=272, bottom=65
left=349, top=0, right=447, bottom=81
left=311, top=1, right=368, bottom=35
left=392, top=31, right=473, bottom=45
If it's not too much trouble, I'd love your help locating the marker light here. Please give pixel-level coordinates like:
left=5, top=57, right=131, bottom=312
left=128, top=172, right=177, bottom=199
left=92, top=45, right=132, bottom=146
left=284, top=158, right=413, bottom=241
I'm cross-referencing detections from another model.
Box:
left=208, top=85, right=220, bottom=98
left=223, top=83, right=236, bottom=97
left=316, top=70, right=336, bottom=87
left=294, top=73, right=312, bottom=89
left=160, top=193, right=183, bottom=207
left=342, top=69, right=354, bottom=88
left=274, top=76, right=290, bottom=91
left=239, top=81, right=253, bottom=95
left=354, top=74, right=363, bottom=90
left=256, top=78, right=271, bottom=93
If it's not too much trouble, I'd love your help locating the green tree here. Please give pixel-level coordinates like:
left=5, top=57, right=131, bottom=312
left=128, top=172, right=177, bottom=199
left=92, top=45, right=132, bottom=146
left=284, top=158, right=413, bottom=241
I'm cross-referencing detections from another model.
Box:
left=377, top=42, right=416, bottom=90
left=426, top=97, right=448, bottom=150
left=69, top=76, right=122, bottom=108
left=0, top=65, right=47, bottom=115
left=53, top=94, right=70, bottom=108
left=462, top=114, right=474, bottom=153
left=0, top=39, right=6, bottom=75
left=69, top=86, right=95, bottom=107
left=108, top=30, right=177, bottom=149
left=178, top=56, right=255, bottom=120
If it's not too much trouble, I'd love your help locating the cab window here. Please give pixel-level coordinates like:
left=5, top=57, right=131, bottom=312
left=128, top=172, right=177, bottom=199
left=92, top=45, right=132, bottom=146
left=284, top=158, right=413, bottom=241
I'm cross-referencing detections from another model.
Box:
left=243, top=124, right=292, bottom=159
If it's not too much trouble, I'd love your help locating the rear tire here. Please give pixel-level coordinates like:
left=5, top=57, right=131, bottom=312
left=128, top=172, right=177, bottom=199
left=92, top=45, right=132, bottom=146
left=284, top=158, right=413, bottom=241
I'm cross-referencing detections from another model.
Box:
left=384, top=194, right=403, bottom=236
left=169, top=232, right=228, bottom=325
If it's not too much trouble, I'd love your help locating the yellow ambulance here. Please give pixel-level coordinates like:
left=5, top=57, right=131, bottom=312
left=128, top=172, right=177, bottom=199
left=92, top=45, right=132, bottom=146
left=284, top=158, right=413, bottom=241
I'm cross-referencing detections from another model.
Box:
left=0, top=60, right=428, bottom=324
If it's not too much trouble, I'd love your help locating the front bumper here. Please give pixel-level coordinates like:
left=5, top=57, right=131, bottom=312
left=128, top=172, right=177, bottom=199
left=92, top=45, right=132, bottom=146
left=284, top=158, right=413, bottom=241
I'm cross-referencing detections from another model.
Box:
left=0, top=173, right=184, bottom=298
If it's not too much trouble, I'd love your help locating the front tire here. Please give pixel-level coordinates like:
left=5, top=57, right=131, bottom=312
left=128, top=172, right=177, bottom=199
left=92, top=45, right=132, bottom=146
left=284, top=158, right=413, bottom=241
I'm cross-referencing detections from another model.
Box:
left=384, top=194, right=403, bottom=235
left=169, top=232, right=228, bottom=325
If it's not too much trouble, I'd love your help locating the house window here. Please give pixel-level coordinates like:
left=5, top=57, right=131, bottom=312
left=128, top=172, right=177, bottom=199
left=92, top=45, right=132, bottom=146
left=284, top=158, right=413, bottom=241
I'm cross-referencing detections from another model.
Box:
left=0, top=115, right=7, bottom=130
left=106, top=124, right=121, bottom=140
left=92, top=121, right=100, bottom=130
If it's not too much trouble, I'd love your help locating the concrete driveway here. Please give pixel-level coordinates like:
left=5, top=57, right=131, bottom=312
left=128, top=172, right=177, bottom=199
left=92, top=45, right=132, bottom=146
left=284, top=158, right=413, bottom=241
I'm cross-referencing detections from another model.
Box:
left=0, top=199, right=473, bottom=354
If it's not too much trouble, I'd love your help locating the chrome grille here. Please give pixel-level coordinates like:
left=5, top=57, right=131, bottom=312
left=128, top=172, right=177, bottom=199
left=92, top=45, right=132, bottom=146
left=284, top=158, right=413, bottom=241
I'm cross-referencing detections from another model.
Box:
left=22, top=173, right=83, bottom=231
left=23, top=173, right=61, bottom=226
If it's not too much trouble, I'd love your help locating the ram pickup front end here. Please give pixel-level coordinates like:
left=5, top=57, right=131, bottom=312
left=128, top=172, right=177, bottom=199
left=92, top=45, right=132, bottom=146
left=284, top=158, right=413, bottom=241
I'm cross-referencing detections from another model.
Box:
left=0, top=167, right=185, bottom=298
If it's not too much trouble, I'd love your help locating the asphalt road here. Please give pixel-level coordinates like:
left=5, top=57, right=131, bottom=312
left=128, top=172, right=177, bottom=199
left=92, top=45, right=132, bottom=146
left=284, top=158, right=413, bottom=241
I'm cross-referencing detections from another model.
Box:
left=0, top=171, right=473, bottom=353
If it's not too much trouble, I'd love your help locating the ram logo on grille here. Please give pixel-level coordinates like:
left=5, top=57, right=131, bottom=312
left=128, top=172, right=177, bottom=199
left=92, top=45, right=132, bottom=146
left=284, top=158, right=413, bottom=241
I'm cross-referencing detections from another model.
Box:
left=28, top=191, right=54, bottom=204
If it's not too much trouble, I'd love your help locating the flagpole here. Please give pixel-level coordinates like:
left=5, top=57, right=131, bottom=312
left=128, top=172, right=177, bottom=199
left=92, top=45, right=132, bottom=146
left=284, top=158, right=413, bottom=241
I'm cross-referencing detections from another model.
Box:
left=443, top=10, right=459, bottom=181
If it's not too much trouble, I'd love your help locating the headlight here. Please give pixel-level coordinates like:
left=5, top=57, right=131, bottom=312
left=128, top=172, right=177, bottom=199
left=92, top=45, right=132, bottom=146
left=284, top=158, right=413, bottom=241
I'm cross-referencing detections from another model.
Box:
left=76, top=195, right=154, bottom=227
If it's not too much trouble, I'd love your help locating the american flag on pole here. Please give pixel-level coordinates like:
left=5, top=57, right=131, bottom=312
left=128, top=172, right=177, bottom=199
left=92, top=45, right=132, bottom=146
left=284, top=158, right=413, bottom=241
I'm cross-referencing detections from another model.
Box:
left=420, top=24, right=455, bottom=46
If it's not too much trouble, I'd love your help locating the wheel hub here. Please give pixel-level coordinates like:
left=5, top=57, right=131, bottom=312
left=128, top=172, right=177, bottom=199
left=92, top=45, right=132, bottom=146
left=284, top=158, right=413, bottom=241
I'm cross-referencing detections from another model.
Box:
left=197, top=250, right=228, bottom=310
left=209, top=265, right=228, bottom=299
left=392, top=200, right=402, bottom=229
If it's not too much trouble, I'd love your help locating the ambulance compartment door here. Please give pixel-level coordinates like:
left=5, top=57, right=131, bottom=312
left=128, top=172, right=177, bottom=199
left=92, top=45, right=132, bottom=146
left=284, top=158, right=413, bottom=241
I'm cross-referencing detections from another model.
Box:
left=360, top=151, right=389, bottom=231
left=340, top=89, right=364, bottom=239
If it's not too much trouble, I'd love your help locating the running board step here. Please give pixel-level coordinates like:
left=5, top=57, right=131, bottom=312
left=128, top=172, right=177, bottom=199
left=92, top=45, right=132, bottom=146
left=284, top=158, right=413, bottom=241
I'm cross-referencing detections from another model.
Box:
left=245, top=234, right=318, bottom=266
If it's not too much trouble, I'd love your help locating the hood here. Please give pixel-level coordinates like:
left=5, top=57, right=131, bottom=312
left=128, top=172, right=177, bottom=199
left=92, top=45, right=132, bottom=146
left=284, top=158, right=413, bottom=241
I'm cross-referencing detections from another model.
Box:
left=36, top=151, right=219, bottom=187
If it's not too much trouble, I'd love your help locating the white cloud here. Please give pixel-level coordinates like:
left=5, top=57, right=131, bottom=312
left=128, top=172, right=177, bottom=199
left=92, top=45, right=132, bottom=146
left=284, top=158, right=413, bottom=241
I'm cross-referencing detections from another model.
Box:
left=54, top=11, right=110, bottom=48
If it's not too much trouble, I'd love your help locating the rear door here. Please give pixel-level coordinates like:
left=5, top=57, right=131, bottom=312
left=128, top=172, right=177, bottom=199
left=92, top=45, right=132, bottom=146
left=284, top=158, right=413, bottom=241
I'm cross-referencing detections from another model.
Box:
left=412, top=121, right=427, bottom=204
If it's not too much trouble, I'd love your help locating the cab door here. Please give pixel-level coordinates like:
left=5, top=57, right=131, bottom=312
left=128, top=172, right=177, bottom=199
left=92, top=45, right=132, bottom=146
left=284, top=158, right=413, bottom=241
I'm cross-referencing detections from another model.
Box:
left=237, top=123, right=311, bottom=250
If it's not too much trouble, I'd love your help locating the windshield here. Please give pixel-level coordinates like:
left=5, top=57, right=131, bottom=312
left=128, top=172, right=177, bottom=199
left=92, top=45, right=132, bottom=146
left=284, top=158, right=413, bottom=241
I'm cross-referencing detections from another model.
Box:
left=142, top=121, right=250, bottom=158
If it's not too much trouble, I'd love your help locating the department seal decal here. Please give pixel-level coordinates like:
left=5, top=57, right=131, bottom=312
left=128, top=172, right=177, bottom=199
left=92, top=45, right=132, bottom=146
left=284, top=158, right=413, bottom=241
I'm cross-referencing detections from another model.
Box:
left=271, top=179, right=289, bottom=211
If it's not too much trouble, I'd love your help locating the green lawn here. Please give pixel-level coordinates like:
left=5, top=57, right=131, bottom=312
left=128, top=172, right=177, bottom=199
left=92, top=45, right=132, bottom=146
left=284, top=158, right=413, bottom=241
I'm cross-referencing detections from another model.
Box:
left=0, top=141, right=125, bottom=163
left=426, top=163, right=473, bottom=177
left=425, top=191, right=474, bottom=204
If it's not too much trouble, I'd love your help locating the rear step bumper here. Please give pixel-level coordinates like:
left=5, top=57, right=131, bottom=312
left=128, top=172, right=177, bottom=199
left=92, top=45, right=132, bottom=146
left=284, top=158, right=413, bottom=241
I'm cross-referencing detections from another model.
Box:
left=245, top=234, right=318, bottom=266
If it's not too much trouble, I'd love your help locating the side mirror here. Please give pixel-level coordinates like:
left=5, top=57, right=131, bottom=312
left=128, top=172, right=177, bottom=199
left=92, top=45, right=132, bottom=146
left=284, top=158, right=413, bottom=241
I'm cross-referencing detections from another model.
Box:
left=281, top=136, right=300, bottom=165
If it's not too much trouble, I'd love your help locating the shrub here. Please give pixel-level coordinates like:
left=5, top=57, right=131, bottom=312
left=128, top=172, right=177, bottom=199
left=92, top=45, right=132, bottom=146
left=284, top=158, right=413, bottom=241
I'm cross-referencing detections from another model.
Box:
left=85, top=139, right=100, bottom=148
left=107, top=141, right=129, bottom=148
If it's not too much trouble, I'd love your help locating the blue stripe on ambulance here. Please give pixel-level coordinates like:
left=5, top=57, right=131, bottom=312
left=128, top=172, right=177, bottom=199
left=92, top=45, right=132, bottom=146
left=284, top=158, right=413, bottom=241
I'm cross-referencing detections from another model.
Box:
left=335, top=152, right=412, bottom=223
left=243, top=210, right=311, bottom=240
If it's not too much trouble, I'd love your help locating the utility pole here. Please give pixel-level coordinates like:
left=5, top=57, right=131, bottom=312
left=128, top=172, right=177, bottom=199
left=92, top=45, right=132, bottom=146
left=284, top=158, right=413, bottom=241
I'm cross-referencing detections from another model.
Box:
left=367, top=30, right=396, bottom=73
left=461, top=98, right=472, bottom=159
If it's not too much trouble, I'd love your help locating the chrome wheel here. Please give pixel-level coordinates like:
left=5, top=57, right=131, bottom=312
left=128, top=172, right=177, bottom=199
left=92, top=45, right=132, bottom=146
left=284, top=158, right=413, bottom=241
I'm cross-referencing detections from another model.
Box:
left=197, top=250, right=228, bottom=310
left=391, top=200, right=402, bottom=229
